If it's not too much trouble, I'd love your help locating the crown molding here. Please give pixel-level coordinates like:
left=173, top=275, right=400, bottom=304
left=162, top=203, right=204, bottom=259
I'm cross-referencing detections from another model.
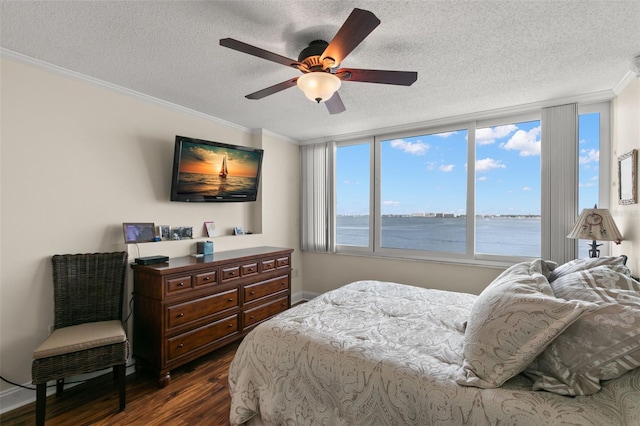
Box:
left=612, top=71, right=637, bottom=95
left=2, top=48, right=621, bottom=147
left=300, top=90, right=616, bottom=145
left=0, top=48, right=252, bottom=134
left=251, top=128, right=300, bottom=145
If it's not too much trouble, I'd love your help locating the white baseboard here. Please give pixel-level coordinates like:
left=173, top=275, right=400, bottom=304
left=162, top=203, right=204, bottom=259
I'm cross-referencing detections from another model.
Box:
left=291, top=290, right=320, bottom=304
left=0, top=364, right=136, bottom=415
left=0, top=384, right=35, bottom=414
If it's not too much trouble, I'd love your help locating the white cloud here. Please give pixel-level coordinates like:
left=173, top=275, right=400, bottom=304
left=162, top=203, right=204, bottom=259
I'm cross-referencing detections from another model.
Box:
left=342, top=180, right=360, bottom=185
left=439, top=164, right=455, bottom=172
left=476, top=157, right=506, bottom=172
left=477, top=176, right=488, bottom=181
left=579, top=148, right=599, bottom=165
left=390, top=139, right=429, bottom=155
left=435, top=131, right=457, bottom=138
left=500, top=126, right=541, bottom=156
left=383, top=200, right=400, bottom=205
left=522, top=186, right=531, bottom=191
left=579, top=176, right=598, bottom=188
left=476, top=125, right=517, bottom=145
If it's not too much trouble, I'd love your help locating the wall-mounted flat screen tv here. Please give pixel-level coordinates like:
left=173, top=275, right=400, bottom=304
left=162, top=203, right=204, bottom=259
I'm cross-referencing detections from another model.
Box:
left=170, top=135, right=264, bottom=202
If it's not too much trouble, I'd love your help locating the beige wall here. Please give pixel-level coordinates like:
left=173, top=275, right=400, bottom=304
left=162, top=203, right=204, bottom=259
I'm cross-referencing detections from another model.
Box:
left=301, top=253, right=503, bottom=297
left=2, top=55, right=638, bottom=411
left=611, top=77, right=640, bottom=274
left=0, top=58, right=300, bottom=400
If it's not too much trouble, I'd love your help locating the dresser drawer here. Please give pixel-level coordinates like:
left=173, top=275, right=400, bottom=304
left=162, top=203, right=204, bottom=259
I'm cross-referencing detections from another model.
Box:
left=276, top=257, right=290, bottom=268
left=241, top=262, right=258, bottom=277
left=166, top=289, right=238, bottom=330
left=221, top=265, right=240, bottom=282
left=165, top=275, right=193, bottom=296
left=261, top=259, right=276, bottom=272
left=167, top=314, right=238, bottom=361
left=244, top=275, right=289, bottom=303
left=194, top=270, right=217, bottom=287
left=244, top=297, right=288, bottom=328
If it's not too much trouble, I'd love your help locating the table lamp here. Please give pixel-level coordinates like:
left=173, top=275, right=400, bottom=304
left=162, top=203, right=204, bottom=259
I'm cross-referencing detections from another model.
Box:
left=567, top=205, right=623, bottom=258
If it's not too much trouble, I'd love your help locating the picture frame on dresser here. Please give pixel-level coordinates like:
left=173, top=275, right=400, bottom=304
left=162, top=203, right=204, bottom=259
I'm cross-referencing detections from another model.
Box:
left=204, top=221, right=216, bottom=237
left=618, top=149, right=637, bottom=205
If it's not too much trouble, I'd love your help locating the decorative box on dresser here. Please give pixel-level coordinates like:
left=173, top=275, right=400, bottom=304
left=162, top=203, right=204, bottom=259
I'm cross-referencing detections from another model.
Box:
left=131, top=246, right=293, bottom=386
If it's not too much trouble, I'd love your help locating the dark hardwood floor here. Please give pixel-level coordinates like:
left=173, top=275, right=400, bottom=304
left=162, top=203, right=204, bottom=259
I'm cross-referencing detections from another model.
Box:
left=1, top=340, right=241, bottom=426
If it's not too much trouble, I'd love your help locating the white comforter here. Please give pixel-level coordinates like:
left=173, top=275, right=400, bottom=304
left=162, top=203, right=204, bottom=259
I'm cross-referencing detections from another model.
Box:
left=229, top=280, right=640, bottom=425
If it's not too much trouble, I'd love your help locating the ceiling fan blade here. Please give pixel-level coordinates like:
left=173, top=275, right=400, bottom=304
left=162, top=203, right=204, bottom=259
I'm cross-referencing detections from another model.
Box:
left=336, top=68, right=418, bottom=86
left=220, top=38, right=304, bottom=69
left=321, top=8, right=380, bottom=66
left=245, top=78, right=299, bottom=100
left=325, top=92, right=346, bottom=114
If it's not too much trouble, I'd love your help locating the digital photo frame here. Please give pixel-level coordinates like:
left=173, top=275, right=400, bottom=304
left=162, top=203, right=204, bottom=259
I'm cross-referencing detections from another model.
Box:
left=123, top=222, right=156, bottom=244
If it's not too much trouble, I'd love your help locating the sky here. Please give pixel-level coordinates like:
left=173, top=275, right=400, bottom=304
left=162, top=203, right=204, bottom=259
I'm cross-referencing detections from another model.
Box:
left=178, top=141, right=261, bottom=177
left=336, top=113, right=600, bottom=216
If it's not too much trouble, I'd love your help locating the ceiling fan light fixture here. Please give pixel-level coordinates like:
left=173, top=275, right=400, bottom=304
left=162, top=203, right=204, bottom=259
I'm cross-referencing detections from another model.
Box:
left=297, top=72, right=341, bottom=103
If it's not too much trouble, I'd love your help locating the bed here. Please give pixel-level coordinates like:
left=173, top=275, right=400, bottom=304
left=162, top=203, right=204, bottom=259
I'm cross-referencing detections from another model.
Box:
left=229, top=256, right=640, bottom=425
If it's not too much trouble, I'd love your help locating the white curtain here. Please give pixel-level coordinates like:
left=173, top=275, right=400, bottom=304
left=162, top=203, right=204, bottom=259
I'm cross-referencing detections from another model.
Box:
left=541, top=103, right=578, bottom=264
left=300, top=142, right=335, bottom=252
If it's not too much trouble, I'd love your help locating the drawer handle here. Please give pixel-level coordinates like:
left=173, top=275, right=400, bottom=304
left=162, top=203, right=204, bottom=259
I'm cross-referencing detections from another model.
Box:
left=177, top=282, right=185, bottom=287
left=177, top=313, right=184, bottom=317
left=229, top=271, right=235, bottom=276
left=227, top=298, right=234, bottom=302
left=249, top=316, right=254, bottom=320
left=281, top=303, right=286, bottom=307
left=204, top=276, right=210, bottom=281
left=178, top=343, right=184, bottom=348
left=228, top=323, right=234, bottom=328
left=249, top=291, right=255, bottom=296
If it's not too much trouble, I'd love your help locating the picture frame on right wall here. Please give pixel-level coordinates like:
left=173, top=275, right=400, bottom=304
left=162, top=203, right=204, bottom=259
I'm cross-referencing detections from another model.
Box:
left=618, top=149, right=637, bottom=205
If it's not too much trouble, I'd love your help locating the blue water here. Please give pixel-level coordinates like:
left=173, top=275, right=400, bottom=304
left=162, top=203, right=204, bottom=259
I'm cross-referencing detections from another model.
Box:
left=337, top=216, right=542, bottom=257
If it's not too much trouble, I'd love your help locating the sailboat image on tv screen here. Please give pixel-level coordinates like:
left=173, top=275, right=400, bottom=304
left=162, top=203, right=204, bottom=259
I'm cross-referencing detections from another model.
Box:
left=219, top=155, right=228, bottom=178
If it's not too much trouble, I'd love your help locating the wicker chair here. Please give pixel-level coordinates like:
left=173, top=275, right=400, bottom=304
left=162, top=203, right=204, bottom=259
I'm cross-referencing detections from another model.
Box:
left=32, top=252, right=129, bottom=425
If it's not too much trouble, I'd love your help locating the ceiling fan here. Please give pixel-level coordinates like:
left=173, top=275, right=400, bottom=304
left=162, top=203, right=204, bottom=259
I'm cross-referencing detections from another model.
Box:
left=219, top=8, right=418, bottom=114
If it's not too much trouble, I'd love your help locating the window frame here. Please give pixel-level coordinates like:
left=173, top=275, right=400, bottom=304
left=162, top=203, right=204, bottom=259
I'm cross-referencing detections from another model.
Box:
left=334, top=137, right=375, bottom=254
left=333, top=102, right=611, bottom=266
left=374, top=123, right=472, bottom=261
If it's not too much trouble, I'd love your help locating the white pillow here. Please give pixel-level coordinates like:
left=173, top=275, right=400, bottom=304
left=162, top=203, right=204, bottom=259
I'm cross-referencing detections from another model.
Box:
left=456, top=260, right=590, bottom=388
left=526, top=269, right=640, bottom=395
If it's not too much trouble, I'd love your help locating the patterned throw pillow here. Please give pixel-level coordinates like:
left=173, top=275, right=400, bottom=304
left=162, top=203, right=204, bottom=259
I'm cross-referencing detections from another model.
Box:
left=548, top=255, right=628, bottom=282
left=456, top=260, right=590, bottom=389
left=526, top=269, right=640, bottom=395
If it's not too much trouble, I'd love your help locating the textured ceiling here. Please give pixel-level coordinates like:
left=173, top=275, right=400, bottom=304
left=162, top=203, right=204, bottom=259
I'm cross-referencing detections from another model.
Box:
left=1, top=1, right=639, bottom=142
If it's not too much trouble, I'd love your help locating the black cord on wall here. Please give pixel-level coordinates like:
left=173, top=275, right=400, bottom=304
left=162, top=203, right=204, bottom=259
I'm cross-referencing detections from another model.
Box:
left=1, top=359, right=136, bottom=391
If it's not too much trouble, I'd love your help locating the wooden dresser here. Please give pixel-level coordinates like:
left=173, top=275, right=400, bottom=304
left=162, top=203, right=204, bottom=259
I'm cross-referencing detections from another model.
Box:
left=131, top=246, right=293, bottom=386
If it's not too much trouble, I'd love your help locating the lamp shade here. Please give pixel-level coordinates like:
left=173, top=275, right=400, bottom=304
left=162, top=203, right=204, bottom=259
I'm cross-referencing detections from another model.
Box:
left=297, top=72, right=341, bottom=103
left=567, top=207, right=623, bottom=243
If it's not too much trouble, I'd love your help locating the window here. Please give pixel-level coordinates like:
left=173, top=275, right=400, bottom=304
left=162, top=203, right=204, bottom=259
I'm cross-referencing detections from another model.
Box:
left=576, top=108, right=605, bottom=258
left=475, top=119, right=541, bottom=257
left=330, top=102, right=610, bottom=264
left=336, top=142, right=371, bottom=247
left=379, top=129, right=467, bottom=253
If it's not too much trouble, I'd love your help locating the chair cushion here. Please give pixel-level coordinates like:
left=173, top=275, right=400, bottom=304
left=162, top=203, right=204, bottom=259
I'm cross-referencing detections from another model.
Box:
left=33, top=320, right=126, bottom=359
